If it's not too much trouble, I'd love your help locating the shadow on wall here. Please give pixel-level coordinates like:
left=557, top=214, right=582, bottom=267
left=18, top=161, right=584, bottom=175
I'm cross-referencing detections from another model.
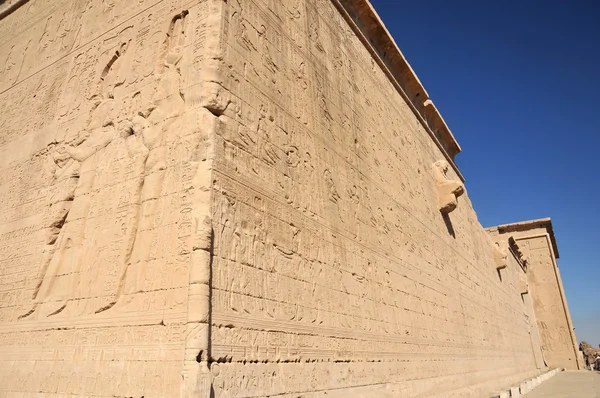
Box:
left=442, top=213, right=455, bottom=238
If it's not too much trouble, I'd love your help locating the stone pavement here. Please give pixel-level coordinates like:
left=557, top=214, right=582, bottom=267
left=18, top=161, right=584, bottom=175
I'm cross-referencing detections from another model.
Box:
left=525, top=371, right=600, bottom=398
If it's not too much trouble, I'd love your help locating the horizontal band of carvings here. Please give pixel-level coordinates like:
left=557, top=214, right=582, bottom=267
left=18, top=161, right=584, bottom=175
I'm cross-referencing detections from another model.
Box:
left=0, top=0, right=29, bottom=20
left=3, top=0, right=464, bottom=183
left=332, top=0, right=464, bottom=181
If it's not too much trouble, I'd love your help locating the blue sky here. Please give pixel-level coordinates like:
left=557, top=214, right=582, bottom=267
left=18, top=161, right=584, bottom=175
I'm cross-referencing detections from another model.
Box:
left=369, top=0, right=600, bottom=346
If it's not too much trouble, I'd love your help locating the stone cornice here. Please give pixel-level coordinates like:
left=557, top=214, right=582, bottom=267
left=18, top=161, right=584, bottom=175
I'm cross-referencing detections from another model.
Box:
left=493, top=218, right=560, bottom=259
left=508, top=236, right=529, bottom=272
left=332, top=0, right=464, bottom=181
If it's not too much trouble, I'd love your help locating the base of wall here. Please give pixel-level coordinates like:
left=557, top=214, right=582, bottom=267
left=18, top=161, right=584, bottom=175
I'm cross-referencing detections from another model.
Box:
left=491, top=368, right=563, bottom=397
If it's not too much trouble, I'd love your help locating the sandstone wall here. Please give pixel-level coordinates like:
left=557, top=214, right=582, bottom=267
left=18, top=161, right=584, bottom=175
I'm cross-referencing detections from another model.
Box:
left=504, top=241, right=546, bottom=371
left=0, top=0, right=223, bottom=396
left=0, top=0, right=564, bottom=396
left=208, top=0, right=546, bottom=396
left=490, top=220, right=581, bottom=371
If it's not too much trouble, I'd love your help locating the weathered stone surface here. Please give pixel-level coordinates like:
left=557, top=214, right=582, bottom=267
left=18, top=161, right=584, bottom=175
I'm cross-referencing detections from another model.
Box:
left=0, top=1, right=222, bottom=396
left=510, top=385, right=522, bottom=397
left=432, top=160, right=465, bottom=213
left=488, top=219, right=582, bottom=371
left=0, top=0, right=580, bottom=397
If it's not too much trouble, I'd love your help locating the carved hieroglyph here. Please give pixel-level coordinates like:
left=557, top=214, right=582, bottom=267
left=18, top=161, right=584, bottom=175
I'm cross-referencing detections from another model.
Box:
left=207, top=0, right=554, bottom=396
left=20, top=11, right=191, bottom=320
left=0, top=1, right=223, bottom=396
left=0, top=0, right=579, bottom=396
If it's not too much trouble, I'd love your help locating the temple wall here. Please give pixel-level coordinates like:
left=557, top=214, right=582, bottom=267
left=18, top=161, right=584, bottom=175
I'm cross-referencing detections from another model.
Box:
left=0, top=0, right=578, bottom=397
left=0, top=0, right=222, bottom=396
left=208, top=0, right=545, bottom=396
left=505, top=244, right=546, bottom=371
left=492, top=224, right=581, bottom=371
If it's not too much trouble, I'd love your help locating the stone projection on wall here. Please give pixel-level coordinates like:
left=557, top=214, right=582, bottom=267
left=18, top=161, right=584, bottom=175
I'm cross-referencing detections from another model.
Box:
left=0, top=0, right=581, bottom=397
left=493, top=240, right=508, bottom=271
left=432, top=159, right=465, bottom=213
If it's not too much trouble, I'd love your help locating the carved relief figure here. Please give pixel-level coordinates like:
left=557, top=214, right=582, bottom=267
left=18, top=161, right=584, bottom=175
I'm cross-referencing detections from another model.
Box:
left=432, top=160, right=464, bottom=213
left=21, top=12, right=190, bottom=318
left=100, top=11, right=189, bottom=313
left=21, top=40, right=130, bottom=319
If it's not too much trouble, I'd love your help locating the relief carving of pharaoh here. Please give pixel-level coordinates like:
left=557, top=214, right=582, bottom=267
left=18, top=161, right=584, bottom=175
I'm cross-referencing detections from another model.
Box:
left=21, top=12, right=189, bottom=320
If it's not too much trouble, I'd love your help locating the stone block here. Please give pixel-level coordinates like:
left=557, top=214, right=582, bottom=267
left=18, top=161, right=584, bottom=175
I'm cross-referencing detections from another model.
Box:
left=509, top=386, right=521, bottom=397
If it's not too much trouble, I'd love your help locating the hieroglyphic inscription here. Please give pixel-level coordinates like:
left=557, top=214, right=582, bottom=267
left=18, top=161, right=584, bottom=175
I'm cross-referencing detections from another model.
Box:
left=206, top=0, right=548, bottom=396
left=0, top=1, right=217, bottom=396
left=1, top=0, right=573, bottom=396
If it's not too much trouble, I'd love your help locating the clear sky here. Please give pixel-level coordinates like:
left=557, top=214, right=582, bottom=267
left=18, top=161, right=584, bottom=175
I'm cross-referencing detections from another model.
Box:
left=369, top=0, right=600, bottom=347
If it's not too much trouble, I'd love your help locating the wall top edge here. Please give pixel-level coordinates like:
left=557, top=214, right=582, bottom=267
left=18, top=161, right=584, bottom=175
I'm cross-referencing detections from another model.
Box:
left=335, top=0, right=463, bottom=180
left=486, top=218, right=560, bottom=259
left=1, top=0, right=465, bottom=180
left=0, top=0, right=29, bottom=20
